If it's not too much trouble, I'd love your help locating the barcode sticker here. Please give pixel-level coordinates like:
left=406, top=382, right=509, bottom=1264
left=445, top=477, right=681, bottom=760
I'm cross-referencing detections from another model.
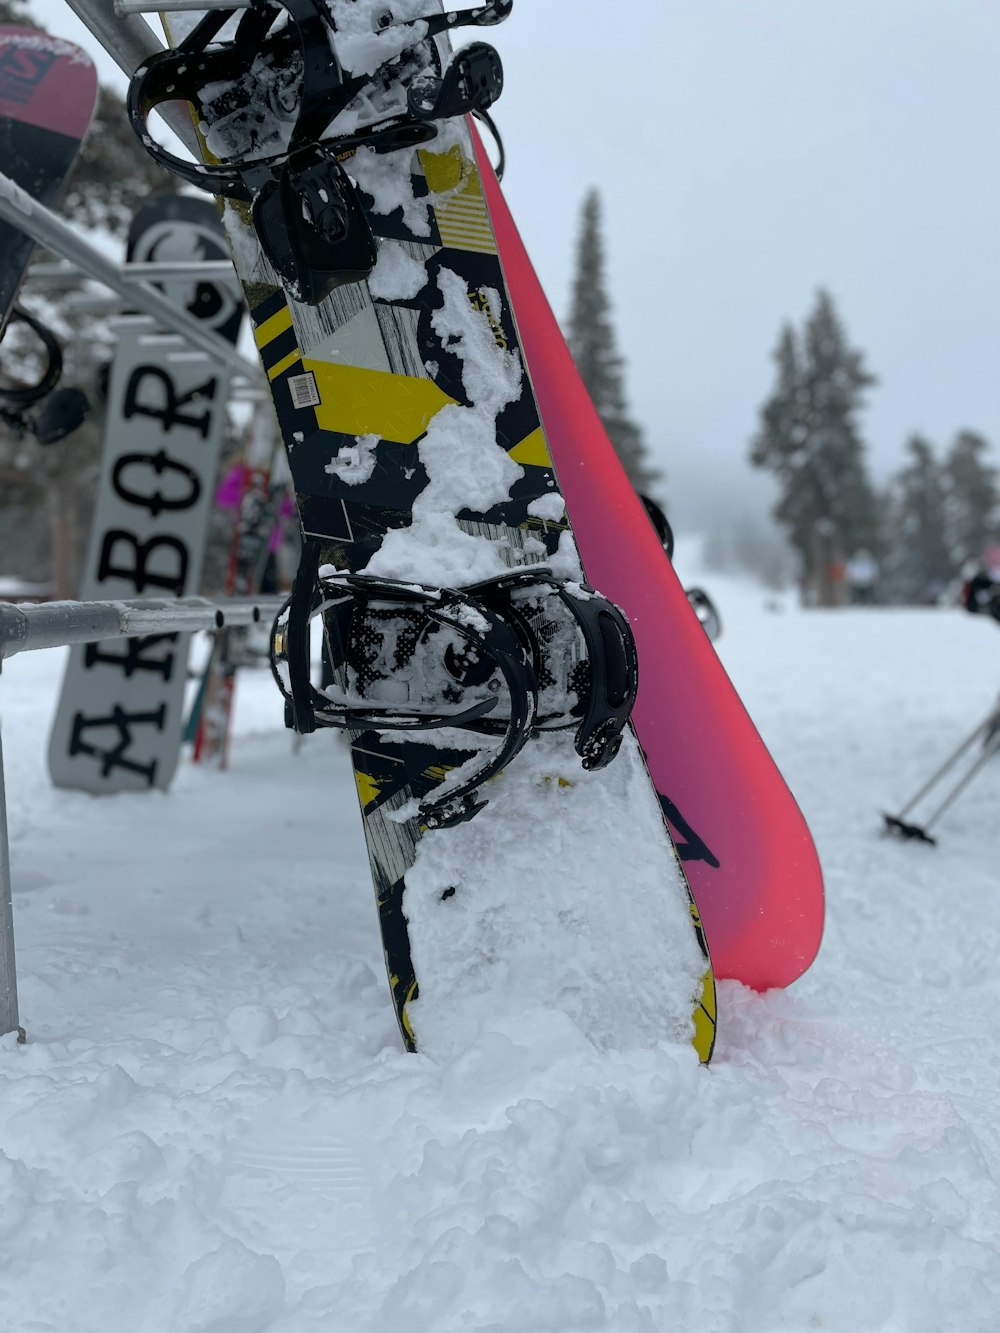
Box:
left=288, top=371, right=320, bottom=409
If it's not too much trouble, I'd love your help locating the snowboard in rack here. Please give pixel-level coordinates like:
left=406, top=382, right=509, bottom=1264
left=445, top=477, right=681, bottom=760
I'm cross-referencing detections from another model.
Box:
left=0, top=28, right=97, bottom=437
left=47, top=195, right=243, bottom=794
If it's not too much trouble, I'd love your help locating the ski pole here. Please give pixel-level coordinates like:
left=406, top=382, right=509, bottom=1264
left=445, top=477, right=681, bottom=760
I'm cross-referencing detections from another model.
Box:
left=883, top=694, right=1000, bottom=843
left=894, top=707, right=998, bottom=821
left=913, top=729, right=1000, bottom=837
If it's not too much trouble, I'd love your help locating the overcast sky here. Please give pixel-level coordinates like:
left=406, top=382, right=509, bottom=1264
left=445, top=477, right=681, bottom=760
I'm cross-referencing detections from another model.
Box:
left=40, top=0, right=1000, bottom=527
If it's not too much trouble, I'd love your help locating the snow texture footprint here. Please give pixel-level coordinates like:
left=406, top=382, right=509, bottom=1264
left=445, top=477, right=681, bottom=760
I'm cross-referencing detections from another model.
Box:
left=212, top=1103, right=377, bottom=1265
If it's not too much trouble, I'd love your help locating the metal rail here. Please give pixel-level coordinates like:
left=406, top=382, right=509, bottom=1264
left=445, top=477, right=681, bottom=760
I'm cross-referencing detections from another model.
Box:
left=28, top=260, right=242, bottom=289
left=0, top=731, right=18, bottom=1042
left=0, top=593, right=285, bottom=1038
left=0, top=169, right=260, bottom=382
left=116, top=0, right=252, bottom=12
left=0, top=595, right=283, bottom=661
left=63, top=0, right=202, bottom=154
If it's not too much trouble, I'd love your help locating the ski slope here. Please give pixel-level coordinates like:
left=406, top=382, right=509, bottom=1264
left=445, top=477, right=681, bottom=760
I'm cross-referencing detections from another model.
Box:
left=1, top=540, right=999, bottom=1332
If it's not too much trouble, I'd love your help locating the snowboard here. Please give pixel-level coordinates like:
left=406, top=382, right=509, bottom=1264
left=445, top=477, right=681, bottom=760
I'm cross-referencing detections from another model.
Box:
left=473, top=130, right=824, bottom=991
left=124, top=192, right=252, bottom=770
left=0, top=27, right=97, bottom=332
left=0, top=27, right=96, bottom=429
left=193, top=410, right=288, bottom=767
left=132, top=0, right=716, bottom=1060
left=47, top=195, right=240, bottom=794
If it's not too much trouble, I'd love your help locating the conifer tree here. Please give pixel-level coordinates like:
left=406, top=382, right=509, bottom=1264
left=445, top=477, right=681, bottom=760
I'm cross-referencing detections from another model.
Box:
left=566, top=189, right=659, bottom=497
left=750, top=290, right=881, bottom=604
left=881, top=434, right=952, bottom=603
left=942, top=429, right=997, bottom=568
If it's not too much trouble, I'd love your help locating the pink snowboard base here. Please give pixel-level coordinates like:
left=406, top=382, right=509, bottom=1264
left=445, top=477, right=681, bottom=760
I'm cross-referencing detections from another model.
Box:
left=473, top=129, right=824, bottom=990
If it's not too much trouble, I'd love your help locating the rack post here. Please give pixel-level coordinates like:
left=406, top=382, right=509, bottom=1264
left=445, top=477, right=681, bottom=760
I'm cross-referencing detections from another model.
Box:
left=0, top=728, right=22, bottom=1040
left=0, top=594, right=283, bottom=1038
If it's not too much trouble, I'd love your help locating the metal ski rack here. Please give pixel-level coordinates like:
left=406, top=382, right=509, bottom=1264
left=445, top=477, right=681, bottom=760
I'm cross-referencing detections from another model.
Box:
left=882, top=692, right=1000, bottom=846
left=64, top=0, right=200, bottom=152
left=0, top=169, right=260, bottom=382
left=0, top=594, right=284, bottom=1040
left=116, top=0, right=253, bottom=12
left=28, top=260, right=242, bottom=290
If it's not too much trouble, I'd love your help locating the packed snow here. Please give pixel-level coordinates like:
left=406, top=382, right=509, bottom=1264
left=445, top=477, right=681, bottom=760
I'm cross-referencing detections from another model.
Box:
left=2, top=540, right=1000, bottom=1331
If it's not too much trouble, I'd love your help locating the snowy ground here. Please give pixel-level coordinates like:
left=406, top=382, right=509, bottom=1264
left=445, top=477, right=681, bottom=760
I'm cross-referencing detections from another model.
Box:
left=2, top=540, right=1000, bottom=1332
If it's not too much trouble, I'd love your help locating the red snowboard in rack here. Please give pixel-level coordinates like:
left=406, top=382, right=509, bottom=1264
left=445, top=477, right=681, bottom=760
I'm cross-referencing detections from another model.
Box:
left=0, top=27, right=97, bottom=329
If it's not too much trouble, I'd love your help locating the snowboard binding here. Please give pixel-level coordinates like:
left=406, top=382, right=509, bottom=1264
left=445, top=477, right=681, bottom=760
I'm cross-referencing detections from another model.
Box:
left=270, top=542, right=638, bottom=827
left=128, top=0, right=511, bottom=304
left=0, top=306, right=90, bottom=444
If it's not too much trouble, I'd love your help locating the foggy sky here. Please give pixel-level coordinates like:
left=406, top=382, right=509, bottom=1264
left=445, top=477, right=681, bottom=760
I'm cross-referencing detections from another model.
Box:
left=39, top=0, right=1000, bottom=528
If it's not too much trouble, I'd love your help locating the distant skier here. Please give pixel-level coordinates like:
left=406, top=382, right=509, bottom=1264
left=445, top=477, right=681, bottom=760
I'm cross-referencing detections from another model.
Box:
left=845, top=548, right=879, bottom=605
left=962, top=573, right=1000, bottom=623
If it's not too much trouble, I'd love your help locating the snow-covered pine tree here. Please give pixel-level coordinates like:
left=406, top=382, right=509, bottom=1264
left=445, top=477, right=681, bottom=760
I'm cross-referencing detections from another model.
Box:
left=566, top=189, right=659, bottom=498
left=942, top=430, right=998, bottom=570
left=750, top=290, right=881, bottom=605
left=881, top=434, right=953, bottom=603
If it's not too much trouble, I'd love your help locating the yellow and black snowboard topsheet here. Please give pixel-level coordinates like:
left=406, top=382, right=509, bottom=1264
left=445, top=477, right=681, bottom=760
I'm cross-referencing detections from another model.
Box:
left=162, top=10, right=715, bottom=1062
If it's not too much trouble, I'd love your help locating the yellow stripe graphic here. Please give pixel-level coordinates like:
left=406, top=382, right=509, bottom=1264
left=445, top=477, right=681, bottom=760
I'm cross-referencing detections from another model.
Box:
left=267, top=350, right=301, bottom=382
left=355, top=772, right=381, bottom=809
left=421, top=145, right=466, bottom=193
left=508, top=427, right=552, bottom=469
left=421, top=144, right=498, bottom=255
left=437, top=228, right=497, bottom=255
left=400, top=978, right=418, bottom=1046
left=692, top=968, right=717, bottom=1064
left=253, top=304, right=293, bottom=348
left=305, top=360, right=456, bottom=442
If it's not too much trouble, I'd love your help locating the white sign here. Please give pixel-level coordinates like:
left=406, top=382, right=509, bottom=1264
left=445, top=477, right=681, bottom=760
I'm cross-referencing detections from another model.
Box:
left=47, top=330, right=232, bottom=791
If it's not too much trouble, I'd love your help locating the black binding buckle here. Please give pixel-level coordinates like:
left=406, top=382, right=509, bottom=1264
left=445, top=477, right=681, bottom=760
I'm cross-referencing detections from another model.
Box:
left=557, top=585, right=638, bottom=770
left=247, top=151, right=378, bottom=304
left=0, top=307, right=91, bottom=444
left=471, top=571, right=638, bottom=771
left=407, top=42, right=504, bottom=120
